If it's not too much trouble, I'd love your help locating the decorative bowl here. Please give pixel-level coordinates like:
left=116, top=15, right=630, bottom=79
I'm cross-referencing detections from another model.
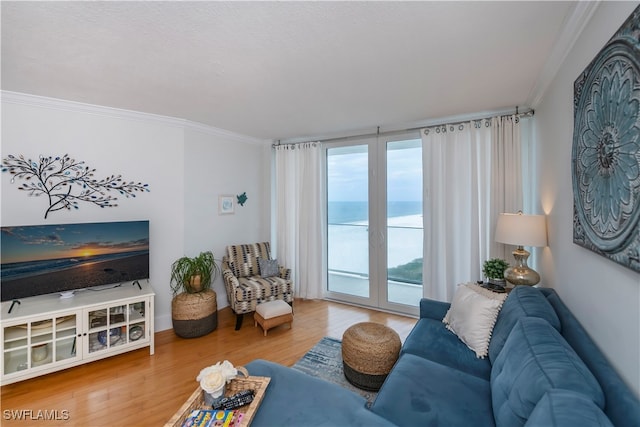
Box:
left=98, top=327, right=122, bottom=346
left=129, top=325, right=144, bottom=341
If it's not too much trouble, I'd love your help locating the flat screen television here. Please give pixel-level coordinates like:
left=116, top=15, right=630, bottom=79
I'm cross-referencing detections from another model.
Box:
left=1, top=220, right=149, bottom=301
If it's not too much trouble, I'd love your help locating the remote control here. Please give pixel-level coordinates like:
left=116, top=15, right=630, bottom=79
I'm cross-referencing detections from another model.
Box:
left=211, top=389, right=255, bottom=410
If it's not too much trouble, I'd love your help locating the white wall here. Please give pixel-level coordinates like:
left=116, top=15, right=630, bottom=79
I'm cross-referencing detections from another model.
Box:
left=182, top=126, right=271, bottom=310
left=1, top=93, right=271, bottom=332
left=536, top=2, right=640, bottom=395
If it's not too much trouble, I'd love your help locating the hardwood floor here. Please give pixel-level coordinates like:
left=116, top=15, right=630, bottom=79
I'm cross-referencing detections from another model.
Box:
left=1, top=299, right=417, bottom=426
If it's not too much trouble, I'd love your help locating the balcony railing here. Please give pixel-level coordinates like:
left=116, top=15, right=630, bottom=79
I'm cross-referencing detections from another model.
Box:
left=328, top=222, right=423, bottom=305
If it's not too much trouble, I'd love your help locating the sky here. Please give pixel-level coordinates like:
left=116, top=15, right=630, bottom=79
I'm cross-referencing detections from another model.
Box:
left=1, top=221, right=149, bottom=264
left=327, top=139, right=422, bottom=202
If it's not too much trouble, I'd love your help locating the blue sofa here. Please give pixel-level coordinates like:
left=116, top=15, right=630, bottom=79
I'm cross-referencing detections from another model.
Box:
left=246, top=287, right=639, bottom=426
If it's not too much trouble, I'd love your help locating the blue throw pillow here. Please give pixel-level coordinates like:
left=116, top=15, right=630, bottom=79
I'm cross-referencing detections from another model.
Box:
left=258, top=257, right=279, bottom=278
left=491, top=317, right=604, bottom=427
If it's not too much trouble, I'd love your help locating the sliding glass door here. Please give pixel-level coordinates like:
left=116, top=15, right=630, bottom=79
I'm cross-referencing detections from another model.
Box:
left=326, top=144, right=370, bottom=299
left=326, top=134, right=422, bottom=315
left=386, top=139, right=423, bottom=307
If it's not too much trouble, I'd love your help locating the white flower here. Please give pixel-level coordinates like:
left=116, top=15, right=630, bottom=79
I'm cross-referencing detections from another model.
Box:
left=196, top=360, right=238, bottom=397
left=218, top=360, right=237, bottom=383
left=198, top=369, right=225, bottom=396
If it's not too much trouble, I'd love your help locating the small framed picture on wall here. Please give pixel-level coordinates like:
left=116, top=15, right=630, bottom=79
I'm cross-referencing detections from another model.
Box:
left=219, top=195, right=234, bottom=215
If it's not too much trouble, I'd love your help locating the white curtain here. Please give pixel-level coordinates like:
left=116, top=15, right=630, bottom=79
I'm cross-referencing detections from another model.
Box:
left=491, top=115, right=523, bottom=260
left=274, top=142, right=326, bottom=299
left=421, top=116, right=522, bottom=301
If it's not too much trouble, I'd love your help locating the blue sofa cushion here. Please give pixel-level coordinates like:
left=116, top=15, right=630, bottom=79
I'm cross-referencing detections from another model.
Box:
left=542, top=290, right=640, bottom=427
left=245, top=359, right=395, bottom=426
left=524, top=390, right=614, bottom=427
left=488, top=286, right=560, bottom=363
left=491, top=317, right=605, bottom=427
left=402, top=317, right=492, bottom=380
left=371, top=353, right=494, bottom=427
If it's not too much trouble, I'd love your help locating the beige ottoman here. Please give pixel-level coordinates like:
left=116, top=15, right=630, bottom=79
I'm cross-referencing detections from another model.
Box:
left=254, top=300, right=293, bottom=336
left=342, top=322, right=401, bottom=391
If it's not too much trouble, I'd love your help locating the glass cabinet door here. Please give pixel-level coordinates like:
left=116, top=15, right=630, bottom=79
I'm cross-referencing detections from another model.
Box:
left=3, top=323, right=29, bottom=375
left=88, top=305, right=125, bottom=353
left=29, top=319, right=54, bottom=369
left=54, top=314, right=77, bottom=362
left=2, top=314, right=78, bottom=376
left=128, top=301, right=147, bottom=343
left=86, top=301, right=147, bottom=354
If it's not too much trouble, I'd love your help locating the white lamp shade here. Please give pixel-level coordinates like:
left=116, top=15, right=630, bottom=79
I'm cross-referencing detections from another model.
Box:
left=495, top=213, right=548, bottom=247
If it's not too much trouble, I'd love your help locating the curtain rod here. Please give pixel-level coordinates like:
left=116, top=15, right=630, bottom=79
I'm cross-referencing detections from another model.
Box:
left=273, top=108, right=534, bottom=148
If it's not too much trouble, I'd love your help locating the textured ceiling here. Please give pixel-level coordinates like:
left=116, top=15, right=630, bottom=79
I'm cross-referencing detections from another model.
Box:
left=1, top=1, right=578, bottom=141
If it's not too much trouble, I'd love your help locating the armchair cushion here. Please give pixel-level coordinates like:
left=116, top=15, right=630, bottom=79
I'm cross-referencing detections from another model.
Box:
left=231, top=276, right=293, bottom=303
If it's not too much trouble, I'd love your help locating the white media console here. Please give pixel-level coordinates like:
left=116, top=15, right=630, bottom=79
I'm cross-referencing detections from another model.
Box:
left=1, top=281, right=154, bottom=385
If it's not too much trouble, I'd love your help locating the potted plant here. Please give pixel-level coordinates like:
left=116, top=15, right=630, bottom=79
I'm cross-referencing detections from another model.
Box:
left=170, top=251, right=221, bottom=338
left=170, top=251, right=220, bottom=294
left=482, top=258, right=509, bottom=285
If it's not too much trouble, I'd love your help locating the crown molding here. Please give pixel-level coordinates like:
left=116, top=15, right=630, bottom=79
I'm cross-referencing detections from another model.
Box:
left=184, top=120, right=269, bottom=146
left=526, top=1, right=600, bottom=108
left=1, top=90, right=187, bottom=127
left=1, top=91, right=269, bottom=146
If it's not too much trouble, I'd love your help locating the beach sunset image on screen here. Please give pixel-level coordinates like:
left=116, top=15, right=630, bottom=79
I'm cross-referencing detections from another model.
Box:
left=1, top=221, right=149, bottom=301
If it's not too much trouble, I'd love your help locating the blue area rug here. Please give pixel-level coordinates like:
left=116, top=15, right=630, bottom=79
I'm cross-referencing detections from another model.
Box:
left=291, top=336, right=378, bottom=405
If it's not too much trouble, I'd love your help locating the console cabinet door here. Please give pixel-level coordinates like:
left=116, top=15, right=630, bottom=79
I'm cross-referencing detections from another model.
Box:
left=2, top=312, right=79, bottom=378
left=84, top=298, right=150, bottom=356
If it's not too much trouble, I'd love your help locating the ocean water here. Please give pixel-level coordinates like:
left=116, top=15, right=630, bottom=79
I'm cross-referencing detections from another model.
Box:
left=328, top=201, right=421, bottom=224
left=328, top=201, right=423, bottom=274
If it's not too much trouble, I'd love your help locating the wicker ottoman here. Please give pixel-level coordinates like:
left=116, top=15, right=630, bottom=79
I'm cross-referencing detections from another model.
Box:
left=254, top=300, right=293, bottom=336
left=342, top=322, right=401, bottom=391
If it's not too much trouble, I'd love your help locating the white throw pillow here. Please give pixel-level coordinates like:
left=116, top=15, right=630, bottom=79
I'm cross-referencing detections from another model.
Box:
left=442, top=283, right=507, bottom=358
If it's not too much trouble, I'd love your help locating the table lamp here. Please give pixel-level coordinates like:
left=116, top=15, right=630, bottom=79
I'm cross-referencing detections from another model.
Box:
left=494, top=211, right=547, bottom=286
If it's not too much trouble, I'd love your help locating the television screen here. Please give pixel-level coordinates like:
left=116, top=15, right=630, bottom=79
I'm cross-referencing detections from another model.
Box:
left=1, top=220, right=149, bottom=301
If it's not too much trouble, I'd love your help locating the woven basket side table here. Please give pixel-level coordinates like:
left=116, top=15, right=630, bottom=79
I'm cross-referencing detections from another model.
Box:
left=341, top=322, right=401, bottom=391
left=172, top=289, right=218, bottom=338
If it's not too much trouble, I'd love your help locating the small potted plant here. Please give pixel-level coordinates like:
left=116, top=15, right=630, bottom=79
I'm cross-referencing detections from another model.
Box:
left=482, top=258, right=509, bottom=285
left=170, top=251, right=219, bottom=294
left=170, top=251, right=221, bottom=338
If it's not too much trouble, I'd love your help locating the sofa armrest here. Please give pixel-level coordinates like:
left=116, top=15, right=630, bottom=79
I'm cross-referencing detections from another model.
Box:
left=419, top=298, right=450, bottom=320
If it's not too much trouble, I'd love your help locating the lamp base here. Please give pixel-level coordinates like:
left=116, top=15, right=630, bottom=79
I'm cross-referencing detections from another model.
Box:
left=505, top=247, right=540, bottom=286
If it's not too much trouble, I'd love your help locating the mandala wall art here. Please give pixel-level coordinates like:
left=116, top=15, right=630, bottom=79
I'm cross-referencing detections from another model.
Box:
left=572, top=5, right=640, bottom=273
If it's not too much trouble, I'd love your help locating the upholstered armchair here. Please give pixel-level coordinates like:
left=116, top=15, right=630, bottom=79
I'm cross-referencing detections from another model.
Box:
left=222, top=242, right=294, bottom=330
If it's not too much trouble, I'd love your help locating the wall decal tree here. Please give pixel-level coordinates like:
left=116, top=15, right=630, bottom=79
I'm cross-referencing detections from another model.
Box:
left=2, top=154, right=150, bottom=219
